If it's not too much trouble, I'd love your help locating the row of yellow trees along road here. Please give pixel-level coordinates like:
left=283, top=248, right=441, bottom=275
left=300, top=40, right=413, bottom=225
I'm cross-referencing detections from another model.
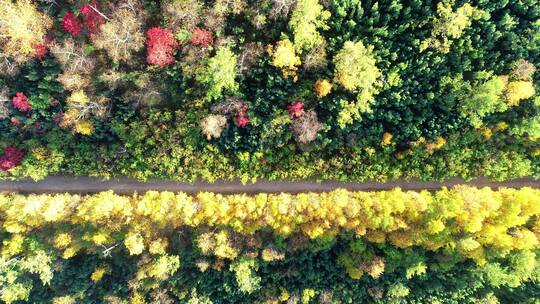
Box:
left=1, top=186, right=540, bottom=303
left=2, top=187, right=539, bottom=263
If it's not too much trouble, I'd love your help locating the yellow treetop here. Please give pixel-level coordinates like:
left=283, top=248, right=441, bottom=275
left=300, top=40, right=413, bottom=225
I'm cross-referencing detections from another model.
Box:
left=420, top=0, right=483, bottom=53
left=0, top=0, right=53, bottom=63
left=1, top=187, right=540, bottom=264
left=269, top=39, right=301, bottom=80
left=381, top=132, right=393, bottom=146
left=506, top=80, right=536, bottom=106
left=314, top=79, right=332, bottom=98
left=289, top=0, right=330, bottom=52
left=334, top=41, right=380, bottom=92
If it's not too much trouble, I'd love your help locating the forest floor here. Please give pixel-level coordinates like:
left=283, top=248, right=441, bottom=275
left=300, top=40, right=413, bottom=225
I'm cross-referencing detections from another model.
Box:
left=0, top=176, right=538, bottom=194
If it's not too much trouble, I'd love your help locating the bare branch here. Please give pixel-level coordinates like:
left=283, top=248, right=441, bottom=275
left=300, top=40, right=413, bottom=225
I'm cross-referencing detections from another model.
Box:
left=89, top=4, right=110, bottom=21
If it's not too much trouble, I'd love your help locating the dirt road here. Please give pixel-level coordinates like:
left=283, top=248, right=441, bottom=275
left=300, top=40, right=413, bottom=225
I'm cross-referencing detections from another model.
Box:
left=0, top=176, right=538, bottom=194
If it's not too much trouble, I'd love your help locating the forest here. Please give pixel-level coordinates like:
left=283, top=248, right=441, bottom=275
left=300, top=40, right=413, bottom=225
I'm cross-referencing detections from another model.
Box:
left=0, top=0, right=538, bottom=182
left=0, top=0, right=539, bottom=303
left=1, top=187, right=539, bottom=303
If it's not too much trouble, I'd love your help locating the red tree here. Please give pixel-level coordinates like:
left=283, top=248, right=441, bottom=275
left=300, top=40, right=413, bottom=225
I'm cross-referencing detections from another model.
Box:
left=0, top=146, right=24, bottom=171
left=62, top=11, right=83, bottom=37
left=287, top=100, right=304, bottom=118
left=80, top=2, right=105, bottom=34
left=235, top=113, right=250, bottom=127
left=146, top=27, right=178, bottom=67
left=33, top=43, right=48, bottom=60
left=191, top=27, right=213, bottom=47
left=12, top=92, right=31, bottom=112
left=234, top=102, right=250, bottom=127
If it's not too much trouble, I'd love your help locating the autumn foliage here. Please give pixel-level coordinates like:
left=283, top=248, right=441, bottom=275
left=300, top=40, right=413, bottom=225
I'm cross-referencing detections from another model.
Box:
left=33, top=43, right=48, bottom=60
left=235, top=102, right=250, bottom=127
left=80, top=2, right=105, bottom=34
left=11, top=92, right=30, bottom=112
left=0, top=179, right=539, bottom=302
left=269, top=39, right=301, bottom=79
left=63, top=3, right=105, bottom=37
left=235, top=113, right=250, bottom=127
left=0, top=0, right=538, bottom=206
left=287, top=100, right=304, bottom=118
left=314, top=79, right=332, bottom=97
left=1, top=187, right=540, bottom=263
left=62, top=11, right=83, bottom=37
left=191, top=27, right=213, bottom=47
left=91, top=8, right=145, bottom=62
left=0, top=146, right=24, bottom=171
left=146, top=27, right=179, bottom=67
left=0, top=0, right=52, bottom=63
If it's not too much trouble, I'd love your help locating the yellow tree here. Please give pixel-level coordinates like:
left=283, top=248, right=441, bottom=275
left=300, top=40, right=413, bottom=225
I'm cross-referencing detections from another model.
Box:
left=333, top=41, right=380, bottom=92
left=420, top=0, right=483, bottom=53
left=314, top=79, right=332, bottom=98
left=269, top=39, right=301, bottom=80
left=0, top=0, right=53, bottom=63
left=333, top=41, right=381, bottom=127
left=60, top=91, right=109, bottom=136
left=506, top=81, right=535, bottom=106
left=288, top=0, right=330, bottom=53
